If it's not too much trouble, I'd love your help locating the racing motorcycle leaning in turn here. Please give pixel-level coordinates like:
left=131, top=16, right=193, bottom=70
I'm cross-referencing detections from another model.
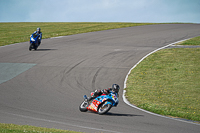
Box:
left=79, top=89, right=119, bottom=115
left=29, top=28, right=42, bottom=51
left=29, top=33, right=40, bottom=51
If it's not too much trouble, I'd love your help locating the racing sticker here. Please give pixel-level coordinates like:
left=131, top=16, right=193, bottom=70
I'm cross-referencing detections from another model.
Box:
left=88, top=100, right=99, bottom=112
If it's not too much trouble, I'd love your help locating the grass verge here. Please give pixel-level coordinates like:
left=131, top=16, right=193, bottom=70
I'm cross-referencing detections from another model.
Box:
left=125, top=37, right=200, bottom=122
left=0, top=123, right=81, bottom=133
left=0, top=22, right=156, bottom=46
left=179, top=36, right=200, bottom=45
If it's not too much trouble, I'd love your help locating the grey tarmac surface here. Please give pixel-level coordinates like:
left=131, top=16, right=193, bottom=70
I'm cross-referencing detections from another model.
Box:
left=0, top=24, right=200, bottom=133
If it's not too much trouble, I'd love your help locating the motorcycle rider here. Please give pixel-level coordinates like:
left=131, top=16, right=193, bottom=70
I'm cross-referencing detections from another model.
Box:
left=88, top=84, right=120, bottom=101
left=32, top=28, right=42, bottom=45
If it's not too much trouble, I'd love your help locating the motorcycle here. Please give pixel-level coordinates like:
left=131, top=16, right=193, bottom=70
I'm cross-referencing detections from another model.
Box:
left=29, top=33, right=40, bottom=51
left=79, top=92, right=119, bottom=115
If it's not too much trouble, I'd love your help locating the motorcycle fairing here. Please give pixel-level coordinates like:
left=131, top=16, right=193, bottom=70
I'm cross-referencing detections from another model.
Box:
left=87, top=99, right=100, bottom=112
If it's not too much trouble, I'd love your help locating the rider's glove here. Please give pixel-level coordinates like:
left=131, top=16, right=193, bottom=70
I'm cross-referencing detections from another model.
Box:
left=102, top=89, right=108, bottom=94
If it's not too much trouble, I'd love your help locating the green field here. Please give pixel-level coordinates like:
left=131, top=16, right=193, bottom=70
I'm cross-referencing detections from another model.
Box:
left=178, top=36, right=200, bottom=46
left=125, top=37, right=200, bottom=122
left=0, top=123, right=80, bottom=133
left=0, top=22, right=156, bottom=46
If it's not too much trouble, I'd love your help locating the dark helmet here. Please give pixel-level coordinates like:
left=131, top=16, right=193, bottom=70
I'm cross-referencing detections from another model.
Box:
left=37, top=27, right=41, bottom=33
left=112, top=84, right=120, bottom=93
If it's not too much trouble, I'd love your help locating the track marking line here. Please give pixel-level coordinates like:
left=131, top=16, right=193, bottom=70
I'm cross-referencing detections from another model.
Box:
left=0, top=111, right=121, bottom=133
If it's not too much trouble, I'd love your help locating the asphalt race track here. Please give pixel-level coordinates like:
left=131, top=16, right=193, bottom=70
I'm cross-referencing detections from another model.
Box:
left=0, top=24, right=200, bottom=133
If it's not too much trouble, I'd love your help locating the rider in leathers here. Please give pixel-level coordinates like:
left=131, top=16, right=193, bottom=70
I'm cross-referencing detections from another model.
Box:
left=88, top=84, right=120, bottom=101
left=32, top=28, right=42, bottom=45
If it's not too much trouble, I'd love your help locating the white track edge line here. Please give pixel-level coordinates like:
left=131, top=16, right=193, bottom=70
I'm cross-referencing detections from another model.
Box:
left=1, top=111, right=121, bottom=133
left=123, top=38, right=200, bottom=126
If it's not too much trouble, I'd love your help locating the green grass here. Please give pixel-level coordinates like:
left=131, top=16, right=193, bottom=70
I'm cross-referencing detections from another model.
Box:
left=0, top=123, right=81, bottom=133
left=125, top=38, right=200, bottom=122
left=179, top=36, right=200, bottom=45
left=0, top=22, right=156, bottom=46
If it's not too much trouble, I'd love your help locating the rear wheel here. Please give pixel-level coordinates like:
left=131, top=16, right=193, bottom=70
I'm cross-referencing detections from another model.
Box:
left=34, top=43, right=38, bottom=50
left=79, top=101, right=89, bottom=112
left=98, top=102, right=112, bottom=115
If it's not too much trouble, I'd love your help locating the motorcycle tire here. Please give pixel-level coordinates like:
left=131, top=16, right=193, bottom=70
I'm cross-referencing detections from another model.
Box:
left=79, top=101, right=89, bottom=112
left=34, top=43, right=38, bottom=50
left=29, top=45, right=32, bottom=51
left=98, top=102, right=112, bottom=115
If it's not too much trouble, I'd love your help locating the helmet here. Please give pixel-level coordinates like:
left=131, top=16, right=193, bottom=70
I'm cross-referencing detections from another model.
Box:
left=37, top=28, right=41, bottom=33
left=112, top=84, right=120, bottom=93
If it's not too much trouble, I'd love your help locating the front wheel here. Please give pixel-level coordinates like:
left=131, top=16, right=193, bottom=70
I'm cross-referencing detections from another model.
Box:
left=79, top=101, right=89, bottom=112
left=29, top=44, right=33, bottom=51
left=98, top=102, right=112, bottom=115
